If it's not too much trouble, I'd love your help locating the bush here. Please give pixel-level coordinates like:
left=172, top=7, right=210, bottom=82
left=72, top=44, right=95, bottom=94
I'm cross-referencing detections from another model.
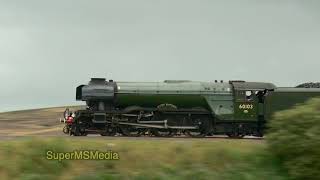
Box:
left=267, top=98, right=320, bottom=180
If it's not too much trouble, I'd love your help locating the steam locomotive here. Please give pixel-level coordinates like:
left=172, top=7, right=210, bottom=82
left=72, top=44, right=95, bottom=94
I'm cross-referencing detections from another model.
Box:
left=62, top=78, right=320, bottom=138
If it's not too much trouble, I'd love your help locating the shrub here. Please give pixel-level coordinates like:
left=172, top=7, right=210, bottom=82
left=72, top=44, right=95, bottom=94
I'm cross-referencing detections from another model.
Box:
left=267, top=98, right=320, bottom=180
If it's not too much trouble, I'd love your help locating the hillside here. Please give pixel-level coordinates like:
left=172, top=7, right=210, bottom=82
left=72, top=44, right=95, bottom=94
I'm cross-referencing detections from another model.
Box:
left=0, top=106, right=83, bottom=136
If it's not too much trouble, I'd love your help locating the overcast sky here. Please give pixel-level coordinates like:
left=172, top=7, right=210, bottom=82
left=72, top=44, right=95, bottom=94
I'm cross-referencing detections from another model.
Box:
left=0, top=0, right=319, bottom=112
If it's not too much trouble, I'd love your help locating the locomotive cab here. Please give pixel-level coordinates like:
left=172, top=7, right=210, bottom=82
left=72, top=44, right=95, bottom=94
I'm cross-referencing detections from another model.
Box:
left=229, top=81, right=276, bottom=137
left=231, top=81, right=275, bottom=120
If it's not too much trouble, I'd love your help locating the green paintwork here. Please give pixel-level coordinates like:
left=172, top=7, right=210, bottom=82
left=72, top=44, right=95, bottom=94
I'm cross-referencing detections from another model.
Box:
left=116, top=94, right=209, bottom=109
left=116, top=81, right=232, bottom=95
left=265, top=88, right=320, bottom=121
left=203, top=95, right=234, bottom=120
left=116, top=81, right=235, bottom=119
left=233, top=90, right=259, bottom=121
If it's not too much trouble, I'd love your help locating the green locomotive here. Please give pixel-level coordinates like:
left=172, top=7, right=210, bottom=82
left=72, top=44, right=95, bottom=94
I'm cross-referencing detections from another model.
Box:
left=65, top=78, right=320, bottom=137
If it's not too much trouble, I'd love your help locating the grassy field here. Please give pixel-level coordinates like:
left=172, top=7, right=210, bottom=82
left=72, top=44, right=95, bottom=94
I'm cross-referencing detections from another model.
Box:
left=0, top=138, right=288, bottom=180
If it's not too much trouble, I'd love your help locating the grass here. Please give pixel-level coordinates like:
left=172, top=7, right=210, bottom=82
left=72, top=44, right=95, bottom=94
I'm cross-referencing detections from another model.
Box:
left=0, top=138, right=289, bottom=180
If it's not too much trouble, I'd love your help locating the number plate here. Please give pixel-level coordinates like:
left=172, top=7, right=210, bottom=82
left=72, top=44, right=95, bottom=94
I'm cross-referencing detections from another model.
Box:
left=238, top=104, right=254, bottom=110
